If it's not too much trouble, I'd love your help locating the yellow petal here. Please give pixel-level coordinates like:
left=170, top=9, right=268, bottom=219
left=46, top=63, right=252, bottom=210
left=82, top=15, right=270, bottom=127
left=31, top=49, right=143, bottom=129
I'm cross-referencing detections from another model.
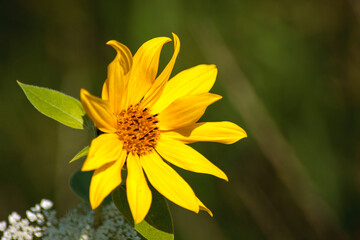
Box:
left=197, top=198, right=213, bottom=217
left=89, top=149, right=127, bottom=209
left=162, top=121, right=247, bottom=144
left=102, top=40, right=132, bottom=112
left=80, top=89, right=116, bottom=133
left=158, top=93, right=222, bottom=130
left=141, top=151, right=199, bottom=213
left=106, top=40, right=133, bottom=74
left=81, top=133, right=123, bottom=171
left=102, top=58, right=127, bottom=114
left=141, top=33, right=180, bottom=109
left=156, top=135, right=228, bottom=181
left=127, top=37, right=171, bottom=106
left=152, top=64, right=217, bottom=113
left=126, top=153, right=152, bottom=224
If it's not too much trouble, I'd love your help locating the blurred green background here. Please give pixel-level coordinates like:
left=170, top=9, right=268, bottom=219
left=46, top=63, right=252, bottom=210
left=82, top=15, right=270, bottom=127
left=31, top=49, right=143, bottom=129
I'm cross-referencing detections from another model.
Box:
left=1, top=0, right=360, bottom=239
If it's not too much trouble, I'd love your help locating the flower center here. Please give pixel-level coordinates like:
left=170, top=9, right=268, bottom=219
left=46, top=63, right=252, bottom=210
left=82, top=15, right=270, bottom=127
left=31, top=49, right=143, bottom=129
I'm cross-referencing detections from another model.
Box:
left=116, top=104, right=160, bottom=155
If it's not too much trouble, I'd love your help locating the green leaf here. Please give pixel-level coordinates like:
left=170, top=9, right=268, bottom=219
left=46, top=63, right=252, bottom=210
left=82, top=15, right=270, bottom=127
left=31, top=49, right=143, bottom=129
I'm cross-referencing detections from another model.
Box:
left=113, top=185, right=174, bottom=240
left=69, top=146, right=89, bottom=163
left=69, top=169, right=112, bottom=205
left=17, top=81, right=86, bottom=129
left=112, top=185, right=134, bottom=225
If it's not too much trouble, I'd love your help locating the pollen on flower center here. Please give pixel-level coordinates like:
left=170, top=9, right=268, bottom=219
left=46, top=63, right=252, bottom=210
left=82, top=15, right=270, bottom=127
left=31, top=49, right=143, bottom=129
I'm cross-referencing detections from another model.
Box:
left=116, top=103, right=160, bottom=155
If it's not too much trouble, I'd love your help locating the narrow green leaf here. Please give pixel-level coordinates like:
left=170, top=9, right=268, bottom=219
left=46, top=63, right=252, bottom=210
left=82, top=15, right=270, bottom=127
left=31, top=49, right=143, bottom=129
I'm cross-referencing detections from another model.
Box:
left=69, top=146, right=89, bottom=163
left=136, top=217, right=174, bottom=240
left=69, top=169, right=93, bottom=203
left=113, top=185, right=174, bottom=240
left=69, top=169, right=112, bottom=205
left=112, top=185, right=134, bottom=225
left=17, top=81, right=86, bottom=129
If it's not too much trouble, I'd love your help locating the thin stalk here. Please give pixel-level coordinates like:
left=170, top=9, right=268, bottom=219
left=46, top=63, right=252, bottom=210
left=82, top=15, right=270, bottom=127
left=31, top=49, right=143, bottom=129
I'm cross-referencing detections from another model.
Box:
left=94, top=205, right=103, bottom=229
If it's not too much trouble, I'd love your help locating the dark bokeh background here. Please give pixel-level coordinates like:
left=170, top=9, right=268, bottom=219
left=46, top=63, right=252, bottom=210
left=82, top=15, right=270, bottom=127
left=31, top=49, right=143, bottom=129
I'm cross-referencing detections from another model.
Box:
left=1, top=0, right=360, bottom=239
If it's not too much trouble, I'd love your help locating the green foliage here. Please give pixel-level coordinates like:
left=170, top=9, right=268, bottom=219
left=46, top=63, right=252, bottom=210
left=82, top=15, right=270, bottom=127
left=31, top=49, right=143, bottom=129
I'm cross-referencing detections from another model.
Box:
left=17, top=81, right=87, bottom=129
left=69, top=169, right=93, bottom=203
left=69, top=146, right=89, bottom=163
left=113, top=185, right=174, bottom=240
left=69, top=169, right=112, bottom=205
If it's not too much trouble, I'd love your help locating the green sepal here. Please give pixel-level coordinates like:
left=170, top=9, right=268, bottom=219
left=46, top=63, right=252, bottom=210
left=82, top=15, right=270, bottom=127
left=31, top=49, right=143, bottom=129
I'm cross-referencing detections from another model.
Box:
left=112, top=185, right=174, bottom=240
left=17, top=81, right=88, bottom=129
left=69, top=146, right=89, bottom=163
left=69, top=169, right=112, bottom=205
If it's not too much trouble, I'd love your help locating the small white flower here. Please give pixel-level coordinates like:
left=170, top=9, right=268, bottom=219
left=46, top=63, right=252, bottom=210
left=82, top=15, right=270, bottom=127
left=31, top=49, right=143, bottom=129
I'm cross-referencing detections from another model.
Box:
left=31, top=204, right=41, bottom=213
left=36, top=213, right=45, bottom=224
left=3, top=230, right=12, bottom=238
left=40, top=199, right=53, bottom=210
left=1, top=200, right=139, bottom=239
left=0, top=221, right=6, bottom=231
left=26, top=210, right=37, bottom=222
left=34, top=231, right=43, bottom=237
left=8, top=212, right=21, bottom=224
left=20, top=218, right=29, bottom=225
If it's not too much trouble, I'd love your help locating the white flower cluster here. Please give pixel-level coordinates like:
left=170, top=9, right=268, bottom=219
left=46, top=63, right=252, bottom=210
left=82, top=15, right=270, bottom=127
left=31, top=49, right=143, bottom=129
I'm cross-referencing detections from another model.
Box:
left=0, top=199, right=140, bottom=240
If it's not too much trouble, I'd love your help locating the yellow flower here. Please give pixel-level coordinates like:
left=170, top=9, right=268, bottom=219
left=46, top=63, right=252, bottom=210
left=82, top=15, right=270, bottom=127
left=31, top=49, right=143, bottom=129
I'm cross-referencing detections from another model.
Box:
left=80, top=33, right=247, bottom=224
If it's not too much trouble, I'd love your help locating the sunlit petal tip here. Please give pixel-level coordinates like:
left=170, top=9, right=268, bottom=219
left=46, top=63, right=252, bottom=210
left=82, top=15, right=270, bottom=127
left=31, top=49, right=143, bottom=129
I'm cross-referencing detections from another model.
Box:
left=89, top=157, right=125, bottom=211
left=230, top=124, right=247, bottom=143
left=80, top=88, right=91, bottom=105
left=141, top=152, right=199, bottom=213
left=106, top=40, right=118, bottom=46
left=80, top=88, right=89, bottom=97
left=223, top=173, right=229, bottom=182
left=106, top=40, right=132, bottom=56
left=213, top=93, right=223, bottom=101
left=126, top=154, right=152, bottom=225
left=90, top=198, right=101, bottom=210
left=171, top=32, right=179, bottom=42
left=163, top=36, right=172, bottom=42
left=105, top=40, right=133, bottom=74
left=144, top=36, right=172, bottom=46
left=105, top=40, right=129, bottom=51
left=90, top=189, right=104, bottom=210
left=80, top=88, right=100, bottom=105
left=212, top=65, right=218, bottom=76
left=138, top=37, right=172, bottom=53
left=197, top=198, right=213, bottom=217
left=205, top=64, right=217, bottom=71
left=214, top=167, right=229, bottom=182
left=90, top=191, right=102, bottom=210
left=209, top=63, right=217, bottom=68
left=140, top=33, right=181, bottom=109
left=242, top=129, right=248, bottom=138
left=126, top=36, right=172, bottom=105
left=201, top=206, right=213, bottom=217
left=199, top=93, right=222, bottom=103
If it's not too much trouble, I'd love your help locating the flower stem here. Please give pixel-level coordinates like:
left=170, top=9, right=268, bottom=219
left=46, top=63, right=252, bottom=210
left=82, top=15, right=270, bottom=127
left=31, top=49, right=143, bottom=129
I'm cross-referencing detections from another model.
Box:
left=94, top=205, right=102, bottom=229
